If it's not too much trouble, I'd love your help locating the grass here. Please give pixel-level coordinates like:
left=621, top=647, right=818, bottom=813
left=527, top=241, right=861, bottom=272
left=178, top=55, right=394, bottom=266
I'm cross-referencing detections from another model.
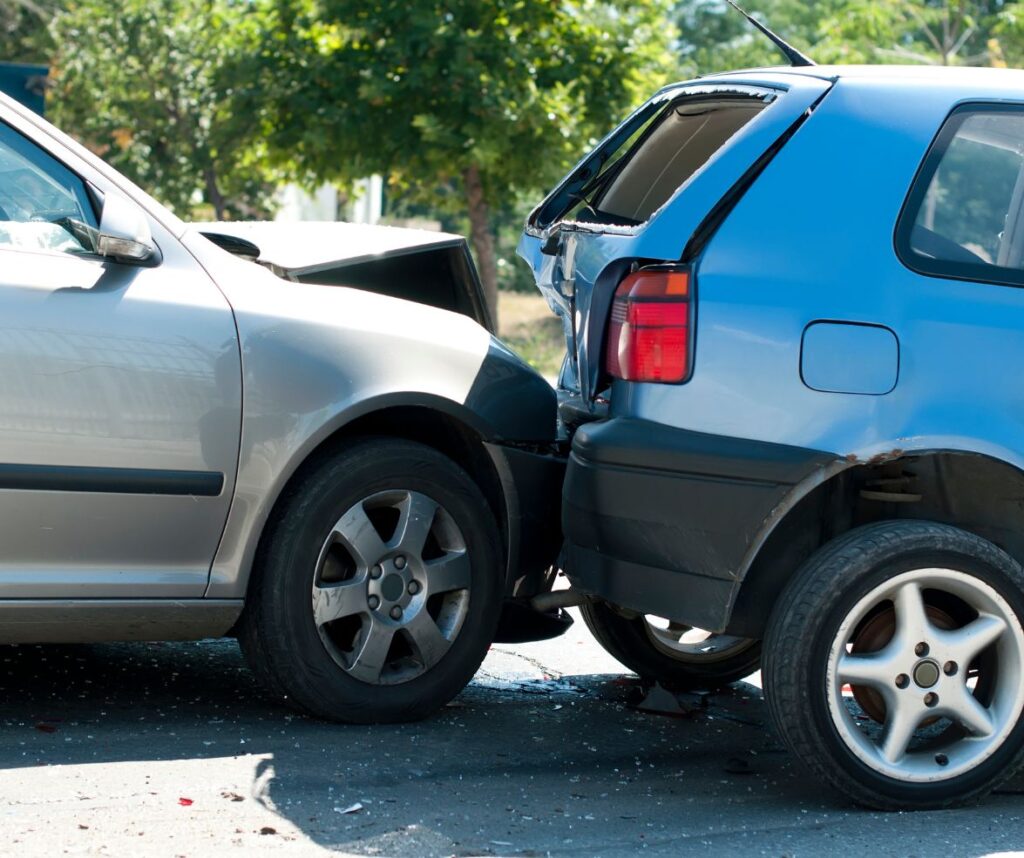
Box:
left=497, top=291, right=566, bottom=380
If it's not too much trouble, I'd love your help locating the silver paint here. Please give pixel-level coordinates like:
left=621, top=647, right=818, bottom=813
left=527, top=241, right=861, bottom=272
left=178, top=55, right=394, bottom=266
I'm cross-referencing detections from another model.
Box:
left=0, top=91, right=506, bottom=641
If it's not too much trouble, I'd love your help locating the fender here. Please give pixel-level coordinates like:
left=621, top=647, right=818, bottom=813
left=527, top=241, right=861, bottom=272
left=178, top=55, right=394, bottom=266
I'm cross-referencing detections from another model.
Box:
left=725, top=435, right=1024, bottom=627
left=198, top=268, right=557, bottom=599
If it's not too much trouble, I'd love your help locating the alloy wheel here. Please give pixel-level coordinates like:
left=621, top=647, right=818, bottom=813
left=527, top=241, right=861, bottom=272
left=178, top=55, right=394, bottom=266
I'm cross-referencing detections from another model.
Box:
left=310, top=489, right=471, bottom=685
left=826, top=568, right=1024, bottom=782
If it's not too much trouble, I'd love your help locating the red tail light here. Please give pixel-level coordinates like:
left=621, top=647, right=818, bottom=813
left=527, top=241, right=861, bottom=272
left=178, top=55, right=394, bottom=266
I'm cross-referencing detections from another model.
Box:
left=605, top=266, right=692, bottom=383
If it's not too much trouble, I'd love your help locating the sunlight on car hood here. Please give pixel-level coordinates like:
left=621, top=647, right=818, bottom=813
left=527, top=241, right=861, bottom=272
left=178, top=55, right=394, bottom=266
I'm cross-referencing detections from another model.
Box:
left=190, top=220, right=465, bottom=279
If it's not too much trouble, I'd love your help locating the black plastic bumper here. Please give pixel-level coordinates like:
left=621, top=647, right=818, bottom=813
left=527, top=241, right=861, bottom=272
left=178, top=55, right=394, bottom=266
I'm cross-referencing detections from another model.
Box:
left=562, top=418, right=832, bottom=631
left=486, top=442, right=566, bottom=598
left=487, top=442, right=569, bottom=644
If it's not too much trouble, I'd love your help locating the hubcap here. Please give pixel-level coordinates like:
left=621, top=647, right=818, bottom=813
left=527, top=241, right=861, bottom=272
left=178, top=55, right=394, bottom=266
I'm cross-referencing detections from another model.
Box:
left=913, top=660, right=940, bottom=689
left=380, top=573, right=404, bottom=602
left=826, top=568, right=1024, bottom=783
left=310, top=489, right=472, bottom=685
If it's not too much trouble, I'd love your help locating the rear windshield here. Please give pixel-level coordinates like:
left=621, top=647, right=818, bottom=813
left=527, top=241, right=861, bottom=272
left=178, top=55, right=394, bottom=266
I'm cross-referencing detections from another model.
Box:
left=532, top=90, right=770, bottom=230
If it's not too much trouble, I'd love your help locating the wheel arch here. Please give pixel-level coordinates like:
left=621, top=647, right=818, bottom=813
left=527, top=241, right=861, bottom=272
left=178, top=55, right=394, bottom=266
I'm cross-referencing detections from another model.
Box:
left=265, top=398, right=509, bottom=572
left=727, top=447, right=1024, bottom=638
left=210, top=392, right=524, bottom=602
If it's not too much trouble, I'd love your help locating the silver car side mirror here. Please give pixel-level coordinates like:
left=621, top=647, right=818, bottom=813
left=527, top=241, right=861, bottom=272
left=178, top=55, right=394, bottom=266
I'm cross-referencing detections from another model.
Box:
left=97, top=193, right=158, bottom=263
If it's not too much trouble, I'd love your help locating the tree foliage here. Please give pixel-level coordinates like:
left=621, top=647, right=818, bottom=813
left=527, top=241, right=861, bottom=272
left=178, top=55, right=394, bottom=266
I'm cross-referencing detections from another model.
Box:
left=0, top=0, right=58, bottom=62
left=246, top=0, right=678, bottom=316
left=675, top=1, right=1015, bottom=70
left=49, top=0, right=280, bottom=219
left=676, top=0, right=844, bottom=75
left=817, top=0, right=1007, bottom=65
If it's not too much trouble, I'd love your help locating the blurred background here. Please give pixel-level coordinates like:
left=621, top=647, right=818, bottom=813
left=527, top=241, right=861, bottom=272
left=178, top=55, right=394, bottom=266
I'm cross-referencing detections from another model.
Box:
left=2, top=0, right=1022, bottom=370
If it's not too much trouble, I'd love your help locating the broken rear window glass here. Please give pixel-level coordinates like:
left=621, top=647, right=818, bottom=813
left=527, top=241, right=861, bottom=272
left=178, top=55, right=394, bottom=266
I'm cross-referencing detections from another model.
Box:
left=546, top=93, right=768, bottom=229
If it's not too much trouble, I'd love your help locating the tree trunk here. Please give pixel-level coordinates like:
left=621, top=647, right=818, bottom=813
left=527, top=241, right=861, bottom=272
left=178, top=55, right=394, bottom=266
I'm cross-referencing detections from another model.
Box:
left=463, top=164, right=499, bottom=329
left=204, top=166, right=227, bottom=220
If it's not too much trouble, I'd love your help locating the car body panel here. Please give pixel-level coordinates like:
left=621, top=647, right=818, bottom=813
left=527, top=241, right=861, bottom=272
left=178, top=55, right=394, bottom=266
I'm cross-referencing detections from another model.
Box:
left=194, top=219, right=467, bottom=275
left=180, top=229, right=557, bottom=600
left=0, top=206, right=240, bottom=600
left=527, top=65, right=1024, bottom=632
left=800, top=322, right=900, bottom=395
left=0, top=598, right=242, bottom=643
left=194, top=220, right=494, bottom=331
left=0, top=90, right=560, bottom=643
left=626, top=72, right=1024, bottom=471
left=517, top=73, right=832, bottom=401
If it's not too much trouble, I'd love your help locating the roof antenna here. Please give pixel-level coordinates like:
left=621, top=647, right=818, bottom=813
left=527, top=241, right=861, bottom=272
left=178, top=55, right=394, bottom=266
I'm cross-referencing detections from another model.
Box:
left=726, top=0, right=816, bottom=67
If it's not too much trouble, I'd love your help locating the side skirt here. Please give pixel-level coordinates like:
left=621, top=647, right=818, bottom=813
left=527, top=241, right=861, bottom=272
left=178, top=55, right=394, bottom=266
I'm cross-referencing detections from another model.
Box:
left=0, top=599, right=243, bottom=644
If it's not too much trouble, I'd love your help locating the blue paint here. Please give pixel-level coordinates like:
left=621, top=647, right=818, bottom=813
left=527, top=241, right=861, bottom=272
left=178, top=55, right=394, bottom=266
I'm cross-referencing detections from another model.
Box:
left=521, top=66, right=1024, bottom=472
left=800, top=322, right=899, bottom=395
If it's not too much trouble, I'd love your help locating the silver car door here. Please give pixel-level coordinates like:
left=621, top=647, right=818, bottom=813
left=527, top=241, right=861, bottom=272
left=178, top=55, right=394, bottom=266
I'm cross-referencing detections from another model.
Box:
left=0, top=120, right=241, bottom=598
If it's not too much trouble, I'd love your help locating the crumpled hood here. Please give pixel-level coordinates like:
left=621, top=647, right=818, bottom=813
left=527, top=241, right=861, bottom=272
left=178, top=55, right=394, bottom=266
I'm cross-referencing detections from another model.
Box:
left=189, top=220, right=492, bottom=331
left=191, top=220, right=465, bottom=279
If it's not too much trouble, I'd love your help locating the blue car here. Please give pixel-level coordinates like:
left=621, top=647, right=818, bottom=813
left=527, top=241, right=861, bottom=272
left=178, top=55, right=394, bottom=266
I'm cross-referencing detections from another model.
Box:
left=520, top=64, right=1024, bottom=809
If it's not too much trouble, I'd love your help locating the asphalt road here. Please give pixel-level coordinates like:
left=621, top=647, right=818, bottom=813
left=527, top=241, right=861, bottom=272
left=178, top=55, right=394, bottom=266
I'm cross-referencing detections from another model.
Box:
left=1, top=612, right=1023, bottom=857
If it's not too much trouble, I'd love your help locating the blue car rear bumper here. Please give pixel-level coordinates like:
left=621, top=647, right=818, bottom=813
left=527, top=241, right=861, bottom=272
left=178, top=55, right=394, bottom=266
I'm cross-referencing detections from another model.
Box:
left=562, top=418, right=833, bottom=631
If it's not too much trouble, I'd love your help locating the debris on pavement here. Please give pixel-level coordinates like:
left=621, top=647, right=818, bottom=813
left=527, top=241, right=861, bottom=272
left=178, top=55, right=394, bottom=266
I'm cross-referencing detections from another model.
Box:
left=632, top=682, right=709, bottom=718
left=723, top=756, right=756, bottom=775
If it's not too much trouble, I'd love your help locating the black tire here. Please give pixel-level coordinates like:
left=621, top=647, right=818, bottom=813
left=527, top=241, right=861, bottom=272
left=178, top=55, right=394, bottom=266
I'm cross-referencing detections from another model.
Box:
left=764, top=520, right=1024, bottom=810
left=238, top=437, right=503, bottom=723
left=580, top=600, right=761, bottom=690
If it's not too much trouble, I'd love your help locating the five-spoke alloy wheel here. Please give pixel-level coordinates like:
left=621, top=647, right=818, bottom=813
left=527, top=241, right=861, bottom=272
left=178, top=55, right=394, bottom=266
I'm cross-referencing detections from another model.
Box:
left=827, top=569, right=1024, bottom=782
left=239, top=438, right=502, bottom=723
left=765, top=521, right=1024, bottom=809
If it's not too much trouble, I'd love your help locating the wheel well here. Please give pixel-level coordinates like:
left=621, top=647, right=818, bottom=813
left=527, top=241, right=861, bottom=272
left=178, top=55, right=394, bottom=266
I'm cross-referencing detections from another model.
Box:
left=254, top=406, right=509, bottom=584
left=728, top=450, right=1024, bottom=638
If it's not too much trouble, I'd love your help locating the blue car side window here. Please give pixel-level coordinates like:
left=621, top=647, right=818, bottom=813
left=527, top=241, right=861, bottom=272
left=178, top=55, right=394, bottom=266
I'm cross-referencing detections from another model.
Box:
left=896, top=103, right=1024, bottom=287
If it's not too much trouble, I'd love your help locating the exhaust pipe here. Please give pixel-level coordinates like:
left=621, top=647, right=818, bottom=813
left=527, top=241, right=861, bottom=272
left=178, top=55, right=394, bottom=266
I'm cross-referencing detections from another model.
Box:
left=530, top=588, right=588, bottom=613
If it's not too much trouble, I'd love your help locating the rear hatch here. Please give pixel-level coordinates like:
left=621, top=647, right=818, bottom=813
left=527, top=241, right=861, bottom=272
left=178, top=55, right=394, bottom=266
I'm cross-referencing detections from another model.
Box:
left=517, top=72, right=832, bottom=403
left=195, top=220, right=493, bottom=332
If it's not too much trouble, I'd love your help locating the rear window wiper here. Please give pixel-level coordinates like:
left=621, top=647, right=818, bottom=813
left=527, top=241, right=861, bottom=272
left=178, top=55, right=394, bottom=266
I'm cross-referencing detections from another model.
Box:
left=574, top=207, right=641, bottom=228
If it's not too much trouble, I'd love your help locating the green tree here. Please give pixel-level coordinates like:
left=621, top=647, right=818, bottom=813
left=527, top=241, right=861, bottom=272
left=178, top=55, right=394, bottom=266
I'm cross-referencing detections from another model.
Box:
left=817, top=0, right=1005, bottom=65
left=991, top=2, right=1024, bottom=67
left=676, top=0, right=844, bottom=75
left=248, top=0, right=677, bottom=320
left=0, top=0, right=58, bottom=63
left=49, top=0, right=280, bottom=219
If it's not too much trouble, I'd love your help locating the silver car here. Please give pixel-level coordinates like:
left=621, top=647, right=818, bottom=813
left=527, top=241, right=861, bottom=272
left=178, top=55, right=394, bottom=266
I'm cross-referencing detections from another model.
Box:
left=0, top=91, right=566, bottom=722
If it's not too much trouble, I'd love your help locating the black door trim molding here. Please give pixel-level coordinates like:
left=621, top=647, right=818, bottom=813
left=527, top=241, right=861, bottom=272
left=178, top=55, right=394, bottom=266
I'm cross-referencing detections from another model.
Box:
left=0, top=463, right=224, bottom=496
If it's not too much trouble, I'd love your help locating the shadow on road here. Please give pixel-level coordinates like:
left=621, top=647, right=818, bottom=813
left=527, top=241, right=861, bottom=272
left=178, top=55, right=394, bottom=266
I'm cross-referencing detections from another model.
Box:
left=0, top=639, right=1021, bottom=856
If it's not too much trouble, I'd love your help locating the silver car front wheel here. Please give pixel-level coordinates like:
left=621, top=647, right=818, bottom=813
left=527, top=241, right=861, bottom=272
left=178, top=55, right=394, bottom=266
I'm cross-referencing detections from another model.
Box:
left=239, top=438, right=502, bottom=724
left=312, top=489, right=472, bottom=685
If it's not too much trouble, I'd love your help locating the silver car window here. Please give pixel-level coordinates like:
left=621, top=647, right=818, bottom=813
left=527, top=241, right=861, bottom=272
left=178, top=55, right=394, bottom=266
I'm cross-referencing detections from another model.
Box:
left=0, top=122, right=98, bottom=257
